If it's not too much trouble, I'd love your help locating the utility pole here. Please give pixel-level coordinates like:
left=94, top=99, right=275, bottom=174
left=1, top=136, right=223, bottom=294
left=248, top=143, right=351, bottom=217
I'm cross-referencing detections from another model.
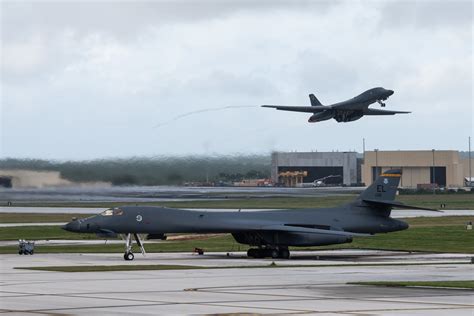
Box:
left=374, top=148, right=379, bottom=183
left=469, top=136, right=472, bottom=187
left=432, top=149, right=436, bottom=195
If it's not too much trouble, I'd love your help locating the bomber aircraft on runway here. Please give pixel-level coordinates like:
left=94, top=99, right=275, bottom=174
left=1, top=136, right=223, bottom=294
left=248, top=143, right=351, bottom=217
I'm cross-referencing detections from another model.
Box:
left=262, top=87, right=410, bottom=122
left=63, top=170, right=437, bottom=260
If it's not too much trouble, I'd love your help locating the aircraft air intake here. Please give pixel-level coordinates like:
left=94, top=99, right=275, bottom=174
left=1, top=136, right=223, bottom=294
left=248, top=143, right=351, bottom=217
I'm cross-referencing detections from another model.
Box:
left=308, top=111, right=335, bottom=122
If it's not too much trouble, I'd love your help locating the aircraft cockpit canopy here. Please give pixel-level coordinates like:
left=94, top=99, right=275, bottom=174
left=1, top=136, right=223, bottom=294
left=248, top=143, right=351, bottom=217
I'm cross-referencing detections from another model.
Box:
left=101, top=208, right=124, bottom=216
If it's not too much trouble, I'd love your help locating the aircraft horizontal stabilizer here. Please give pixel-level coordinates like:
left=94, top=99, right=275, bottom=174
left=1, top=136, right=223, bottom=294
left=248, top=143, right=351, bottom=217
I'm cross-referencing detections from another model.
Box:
left=362, top=199, right=441, bottom=212
left=260, top=224, right=371, bottom=237
left=261, top=105, right=332, bottom=113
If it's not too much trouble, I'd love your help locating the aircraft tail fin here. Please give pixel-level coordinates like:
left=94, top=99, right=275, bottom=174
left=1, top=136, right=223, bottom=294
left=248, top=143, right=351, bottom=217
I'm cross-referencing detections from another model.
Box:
left=309, top=94, right=323, bottom=106
left=356, top=169, right=439, bottom=212
left=358, top=169, right=402, bottom=202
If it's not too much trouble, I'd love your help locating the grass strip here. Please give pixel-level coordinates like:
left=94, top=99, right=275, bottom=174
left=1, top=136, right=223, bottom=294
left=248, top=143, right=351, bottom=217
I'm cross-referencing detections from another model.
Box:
left=350, top=280, right=474, bottom=289
left=15, top=261, right=470, bottom=273
left=0, top=213, right=90, bottom=223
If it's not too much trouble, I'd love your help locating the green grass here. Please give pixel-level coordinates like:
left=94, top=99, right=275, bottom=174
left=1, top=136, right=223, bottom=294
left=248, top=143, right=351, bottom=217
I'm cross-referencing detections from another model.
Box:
left=0, top=213, right=90, bottom=223
left=0, top=226, right=98, bottom=241
left=351, top=280, right=474, bottom=289
left=165, top=194, right=474, bottom=210
left=336, top=225, right=474, bottom=253
left=3, top=193, right=474, bottom=210
left=1, top=217, right=473, bottom=254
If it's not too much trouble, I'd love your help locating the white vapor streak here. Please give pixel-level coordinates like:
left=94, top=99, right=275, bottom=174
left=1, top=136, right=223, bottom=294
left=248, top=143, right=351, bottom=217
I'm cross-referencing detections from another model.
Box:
left=153, top=105, right=258, bottom=128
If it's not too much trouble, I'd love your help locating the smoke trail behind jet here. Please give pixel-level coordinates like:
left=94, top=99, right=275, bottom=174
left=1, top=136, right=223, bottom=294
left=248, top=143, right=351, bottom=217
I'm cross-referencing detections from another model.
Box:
left=153, top=105, right=258, bottom=128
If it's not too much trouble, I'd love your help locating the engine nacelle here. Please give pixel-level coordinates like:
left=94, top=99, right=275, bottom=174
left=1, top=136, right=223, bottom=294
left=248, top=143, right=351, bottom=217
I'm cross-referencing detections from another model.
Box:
left=232, top=231, right=352, bottom=247
left=345, top=113, right=363, bottom=122
left=334, top=111, right=364, bottom=122
left=308, top=111, right=335, bottom=122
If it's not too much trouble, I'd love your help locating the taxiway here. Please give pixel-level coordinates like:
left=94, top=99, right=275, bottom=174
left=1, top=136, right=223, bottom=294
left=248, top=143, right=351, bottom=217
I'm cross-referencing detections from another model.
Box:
left=1, top=251, right=472, bottom=315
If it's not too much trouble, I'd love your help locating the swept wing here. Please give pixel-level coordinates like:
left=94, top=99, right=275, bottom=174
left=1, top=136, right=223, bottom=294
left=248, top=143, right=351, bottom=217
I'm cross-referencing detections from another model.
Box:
left=261, top=105, right=332, bottom=113
left=362, top=199, right=441, bottom=211
left=364, top=109, right=411, bottom=115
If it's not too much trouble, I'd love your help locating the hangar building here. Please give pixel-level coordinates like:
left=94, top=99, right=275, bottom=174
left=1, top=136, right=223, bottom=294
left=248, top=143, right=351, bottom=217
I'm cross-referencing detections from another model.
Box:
left=271, top=152, right=358, bottom=186
left=362, top=150, right=473, bottom=188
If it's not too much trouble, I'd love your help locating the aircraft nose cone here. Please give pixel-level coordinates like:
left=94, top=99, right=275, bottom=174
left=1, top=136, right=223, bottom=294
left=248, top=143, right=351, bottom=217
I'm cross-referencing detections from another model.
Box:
left=387, top=89, right=394, bottom=96
left=62, top=220, right=80, bottom=232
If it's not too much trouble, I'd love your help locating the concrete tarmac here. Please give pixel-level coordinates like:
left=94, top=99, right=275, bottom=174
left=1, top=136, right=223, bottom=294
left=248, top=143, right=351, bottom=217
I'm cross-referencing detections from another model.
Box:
left=0, top=251, right=472, bottom=315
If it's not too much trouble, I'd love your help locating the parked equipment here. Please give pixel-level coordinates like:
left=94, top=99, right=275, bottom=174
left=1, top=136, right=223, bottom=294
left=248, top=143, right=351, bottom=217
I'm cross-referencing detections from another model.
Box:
left=18, top=239, right=35, bottom=255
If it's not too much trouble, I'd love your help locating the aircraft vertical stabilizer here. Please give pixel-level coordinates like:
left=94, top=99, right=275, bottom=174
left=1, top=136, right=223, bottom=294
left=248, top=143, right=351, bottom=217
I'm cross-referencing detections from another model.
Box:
left=358, top=169, right=402, bottom=202
left=309, top=94, right=323, bottom=106
left=358, top=169, right=439, bottom=211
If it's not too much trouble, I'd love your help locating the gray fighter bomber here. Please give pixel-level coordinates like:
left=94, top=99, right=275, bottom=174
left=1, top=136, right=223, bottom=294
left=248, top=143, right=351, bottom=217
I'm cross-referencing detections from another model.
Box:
left=63, top=170, right=438, bottom=260
left=262, top=87, right=410, bottom=122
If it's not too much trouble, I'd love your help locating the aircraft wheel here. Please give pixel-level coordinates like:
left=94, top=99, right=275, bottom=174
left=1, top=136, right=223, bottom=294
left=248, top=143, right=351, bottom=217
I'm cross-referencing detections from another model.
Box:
left=124, top=252, right=134, bottom=261
left=254, top=249, right=265, bottom=258
left=270, top=249, right=279, bottom=259
left=247, top=249, right=256, bottom=258
left=279, top=249, right=290, bottom=259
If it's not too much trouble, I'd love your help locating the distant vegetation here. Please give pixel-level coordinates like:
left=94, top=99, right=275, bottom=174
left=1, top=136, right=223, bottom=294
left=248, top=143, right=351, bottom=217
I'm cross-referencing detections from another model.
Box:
left=0, top=156, right=271, bottom=185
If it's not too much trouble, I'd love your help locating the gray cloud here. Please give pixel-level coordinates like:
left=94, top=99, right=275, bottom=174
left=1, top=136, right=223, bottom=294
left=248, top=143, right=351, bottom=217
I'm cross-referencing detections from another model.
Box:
left=378, top=0, right=472, bottom=30
left=1, top=1, right=472, bottom=159
left=1, top=1, right=339, bottom=40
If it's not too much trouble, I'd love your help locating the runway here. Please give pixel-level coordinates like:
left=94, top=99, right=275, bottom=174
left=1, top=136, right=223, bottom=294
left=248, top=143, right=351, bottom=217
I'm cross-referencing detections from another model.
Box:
left=0, top=186, right=360, bottom=204
left=0, top=251, right=472, bottom=315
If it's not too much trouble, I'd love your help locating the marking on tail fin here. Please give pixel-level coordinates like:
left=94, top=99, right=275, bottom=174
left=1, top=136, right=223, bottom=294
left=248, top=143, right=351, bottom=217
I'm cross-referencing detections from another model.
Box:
left=381, top=173, right=401, bottom=177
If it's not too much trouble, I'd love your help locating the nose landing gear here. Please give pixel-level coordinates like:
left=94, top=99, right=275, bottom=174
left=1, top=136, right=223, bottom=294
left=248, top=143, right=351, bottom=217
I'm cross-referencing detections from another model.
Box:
left=376, top=99, right=386, bottom=107
left=123, top=233, right=146, bottom=261
left=124, top=252, right=134, bottom=261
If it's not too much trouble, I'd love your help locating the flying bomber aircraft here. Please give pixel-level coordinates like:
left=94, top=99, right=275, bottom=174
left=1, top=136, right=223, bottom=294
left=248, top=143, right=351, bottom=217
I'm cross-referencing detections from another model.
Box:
left=63, top=170, right=438, bottom=260
left=262, top=87, right=410, bottom=122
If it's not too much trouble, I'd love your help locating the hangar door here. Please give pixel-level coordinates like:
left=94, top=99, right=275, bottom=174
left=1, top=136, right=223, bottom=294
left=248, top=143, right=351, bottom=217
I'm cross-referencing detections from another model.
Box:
left=430, top=167, right=446, bottom=187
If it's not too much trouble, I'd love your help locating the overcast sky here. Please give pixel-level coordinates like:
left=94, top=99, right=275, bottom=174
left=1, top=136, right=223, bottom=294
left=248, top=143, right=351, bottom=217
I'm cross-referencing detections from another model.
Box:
left=1, top=0, right=472, bottom=160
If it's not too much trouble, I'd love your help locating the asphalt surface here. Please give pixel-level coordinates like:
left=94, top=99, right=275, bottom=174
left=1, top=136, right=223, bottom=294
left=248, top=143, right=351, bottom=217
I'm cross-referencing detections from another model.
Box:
left=0, top=250, right=472, bottom=315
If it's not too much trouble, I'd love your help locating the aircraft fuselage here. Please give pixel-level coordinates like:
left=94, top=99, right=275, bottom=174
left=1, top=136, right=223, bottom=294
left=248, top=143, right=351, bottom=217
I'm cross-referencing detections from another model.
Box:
left=64, top=203, right=407, bottom=247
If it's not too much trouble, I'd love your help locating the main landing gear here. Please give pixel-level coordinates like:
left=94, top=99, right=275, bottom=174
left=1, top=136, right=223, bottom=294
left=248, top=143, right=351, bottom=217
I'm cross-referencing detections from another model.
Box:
left=377, top=99, right=386, bottom=107
left=123, top=233, right=146, bottom=261
left=247, top=247, right=290, bottom=259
